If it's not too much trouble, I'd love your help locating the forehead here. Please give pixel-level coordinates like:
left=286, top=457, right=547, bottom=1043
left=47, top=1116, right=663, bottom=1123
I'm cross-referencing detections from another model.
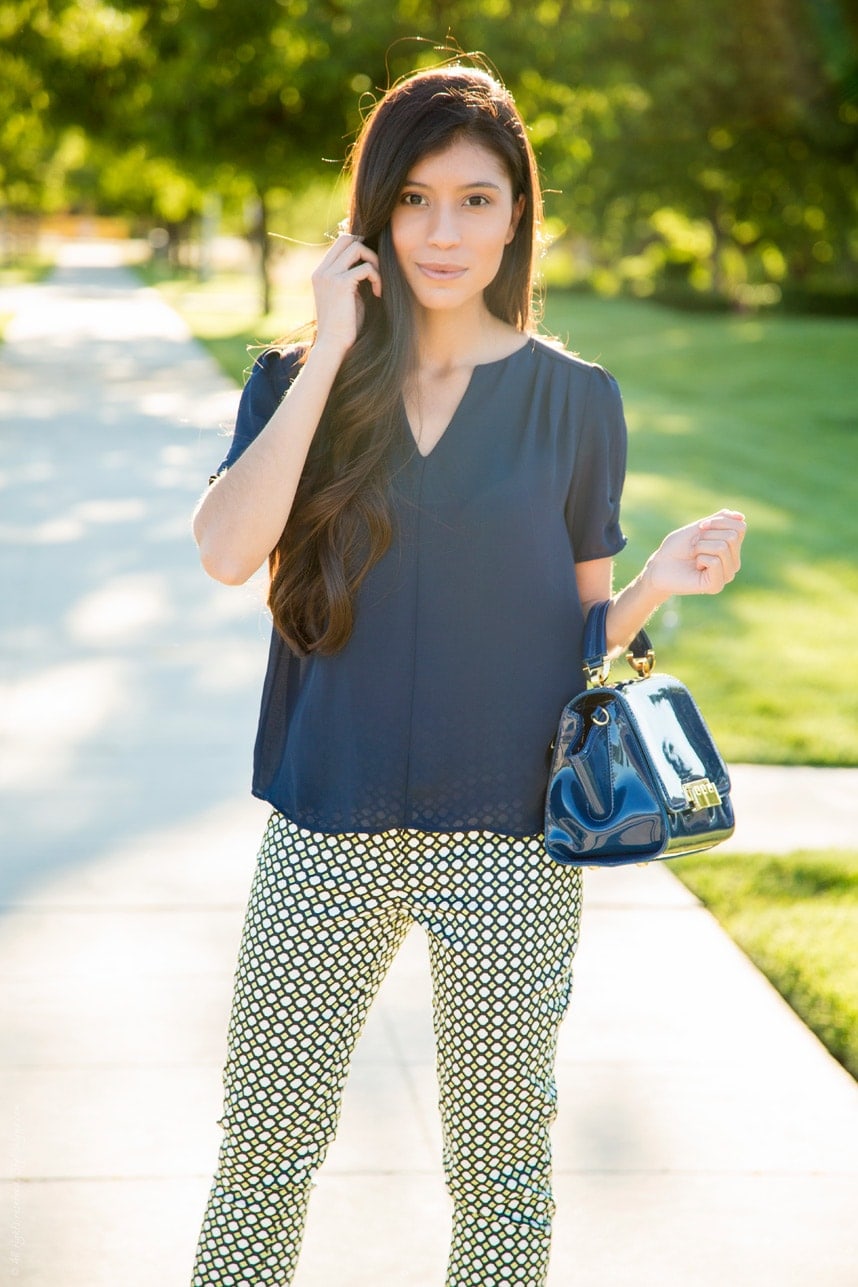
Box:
left=405, top=136, right=511, bottom=186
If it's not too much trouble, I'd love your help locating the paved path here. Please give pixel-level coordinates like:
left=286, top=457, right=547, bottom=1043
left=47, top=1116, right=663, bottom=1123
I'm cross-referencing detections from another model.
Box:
left=2, top=244, right=856, bottom=1286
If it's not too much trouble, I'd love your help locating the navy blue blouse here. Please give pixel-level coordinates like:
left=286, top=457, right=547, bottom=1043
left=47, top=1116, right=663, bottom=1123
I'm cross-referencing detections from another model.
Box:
left=217, top=336, right=627, bottom=836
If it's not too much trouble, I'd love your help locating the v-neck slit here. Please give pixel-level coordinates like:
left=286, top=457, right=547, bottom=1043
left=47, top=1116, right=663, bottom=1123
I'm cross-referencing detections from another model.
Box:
left=402, top=337, right=533, bottom=461
left=402, top=372, right=475, bottom=461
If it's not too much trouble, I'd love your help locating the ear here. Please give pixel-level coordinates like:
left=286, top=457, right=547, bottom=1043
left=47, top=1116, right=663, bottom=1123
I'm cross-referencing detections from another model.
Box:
left=505, top=194, right=526, bottom=245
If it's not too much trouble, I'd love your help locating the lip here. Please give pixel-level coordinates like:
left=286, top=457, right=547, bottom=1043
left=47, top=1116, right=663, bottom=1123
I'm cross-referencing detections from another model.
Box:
left=416, top=263, right=468, bottom=280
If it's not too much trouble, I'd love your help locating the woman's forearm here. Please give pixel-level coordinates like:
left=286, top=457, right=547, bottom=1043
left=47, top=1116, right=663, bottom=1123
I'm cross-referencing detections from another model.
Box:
left=192, top=341, right=345, bottom=585
left=575, top=556, right=666, bottom=660
left=604, top=567, right=666, bottom=655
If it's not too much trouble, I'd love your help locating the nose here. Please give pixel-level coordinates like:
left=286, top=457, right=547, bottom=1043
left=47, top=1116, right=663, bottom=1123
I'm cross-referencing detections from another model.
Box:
left=427, top=202, right=461, bottom=248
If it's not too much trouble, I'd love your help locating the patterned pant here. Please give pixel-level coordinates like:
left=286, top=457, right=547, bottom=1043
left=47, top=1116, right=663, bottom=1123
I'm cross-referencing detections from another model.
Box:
left=192, top=813, right=583, bottom=1286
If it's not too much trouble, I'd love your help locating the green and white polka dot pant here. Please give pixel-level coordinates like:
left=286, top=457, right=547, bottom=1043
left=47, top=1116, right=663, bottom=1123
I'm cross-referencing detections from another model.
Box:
left=192, top=812, right=582, bottom=1286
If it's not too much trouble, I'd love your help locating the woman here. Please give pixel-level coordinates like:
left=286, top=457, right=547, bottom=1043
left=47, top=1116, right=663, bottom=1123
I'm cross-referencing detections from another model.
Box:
left=191, top=63, right=745, bottom=1286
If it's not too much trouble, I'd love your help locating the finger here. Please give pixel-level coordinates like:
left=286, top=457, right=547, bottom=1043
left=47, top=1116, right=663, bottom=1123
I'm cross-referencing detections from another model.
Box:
left=695, top=549, right=736, bottom=588
left=700, top=508, right=745, bottom=523
left=698, top=511, right=746, bottom=540
left=695, top=540, right=741, bottom=581
left=315, top=235, right=376, bottom=277
left=313, top=247, right=383, bottom=308
left=694, top=534, right=742, bottom=560
left=692, top=554, right=727, bottom=594
left=329, top=231, right=364, bottom=257
left=694, top=521, right=745, bottom=558
left=315, top=234, right=359, bottom=271
left=345, top=259, right=383, bottom=297
left=331, top=236, right=380, bottom=271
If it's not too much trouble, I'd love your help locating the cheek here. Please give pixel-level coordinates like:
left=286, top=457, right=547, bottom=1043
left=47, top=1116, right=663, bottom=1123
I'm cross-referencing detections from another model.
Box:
left=485, top=210, right=518, bottom=252
left=487, top=225, right=515, bottom=266
left=389, top=212, right=412, bottom=263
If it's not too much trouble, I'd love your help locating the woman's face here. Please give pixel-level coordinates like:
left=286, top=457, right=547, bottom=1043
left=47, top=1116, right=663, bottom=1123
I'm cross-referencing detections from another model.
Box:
left=389, top=136, right=524, bottom=315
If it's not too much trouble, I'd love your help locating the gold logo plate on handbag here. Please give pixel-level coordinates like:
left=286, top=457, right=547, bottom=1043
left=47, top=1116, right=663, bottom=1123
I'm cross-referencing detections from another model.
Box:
left=683, top=778, right=723, bottom=810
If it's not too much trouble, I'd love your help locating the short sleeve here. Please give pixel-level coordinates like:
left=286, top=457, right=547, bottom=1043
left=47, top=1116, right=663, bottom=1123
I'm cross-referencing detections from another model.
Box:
left=565, top=363, right=628, bottom=562
left=212, top=346, right=305, bottom=478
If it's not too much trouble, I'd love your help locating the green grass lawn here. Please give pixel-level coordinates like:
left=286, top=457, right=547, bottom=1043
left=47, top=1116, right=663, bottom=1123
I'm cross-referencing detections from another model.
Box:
left=544, top=293, right=858, bottom=770
left=0, top=257, right=54, bottom=287
left=672, top=849, right=858, bottom=1080
left=140, top=262, right=858, bottom=766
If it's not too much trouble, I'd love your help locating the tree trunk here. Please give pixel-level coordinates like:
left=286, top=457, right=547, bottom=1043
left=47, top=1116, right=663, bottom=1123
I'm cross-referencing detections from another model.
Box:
left=257, top=189, right=271, bottom=317
left=246, top=191, right=272, bottom=317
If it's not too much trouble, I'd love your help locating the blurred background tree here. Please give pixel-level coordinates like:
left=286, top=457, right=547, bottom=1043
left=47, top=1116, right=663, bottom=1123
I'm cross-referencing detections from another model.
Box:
left=2, top=0, right=856, bottom=310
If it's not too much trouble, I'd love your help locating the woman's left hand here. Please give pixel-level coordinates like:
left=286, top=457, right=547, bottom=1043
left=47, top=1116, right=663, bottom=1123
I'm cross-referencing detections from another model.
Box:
left=644, top=508, right=747, bottom=598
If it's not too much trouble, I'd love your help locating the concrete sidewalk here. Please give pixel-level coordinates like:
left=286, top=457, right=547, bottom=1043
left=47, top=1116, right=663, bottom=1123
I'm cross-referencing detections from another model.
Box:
left=1, top=245, right=856, bottom=1287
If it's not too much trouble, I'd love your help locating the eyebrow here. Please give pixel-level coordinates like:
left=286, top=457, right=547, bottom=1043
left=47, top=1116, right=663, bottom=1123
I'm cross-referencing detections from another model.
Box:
left=402, top=180, right=503, bottom=191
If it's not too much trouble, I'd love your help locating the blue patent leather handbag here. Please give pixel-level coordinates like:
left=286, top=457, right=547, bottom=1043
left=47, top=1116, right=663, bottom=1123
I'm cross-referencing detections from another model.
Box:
left=545, top=602, right=734, bottom=867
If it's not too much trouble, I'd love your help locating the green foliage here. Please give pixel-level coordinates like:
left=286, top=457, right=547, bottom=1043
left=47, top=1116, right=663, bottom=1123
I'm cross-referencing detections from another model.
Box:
left=3, top=0, right=857, bottom=302
left=672, top=850, right=858, bottom=1080
left=0, top=2, right=56, bottom=209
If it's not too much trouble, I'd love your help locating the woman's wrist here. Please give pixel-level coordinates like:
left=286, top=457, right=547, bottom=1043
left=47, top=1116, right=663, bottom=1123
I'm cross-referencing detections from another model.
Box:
left=604, top=568, right=668, bottom=654
left=632, top=559, right=672, bottom=616
left=304, top=336, right=350, bottom=378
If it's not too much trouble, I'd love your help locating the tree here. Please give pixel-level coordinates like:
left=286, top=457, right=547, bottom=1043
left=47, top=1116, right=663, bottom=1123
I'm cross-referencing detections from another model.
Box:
left=132, top=0, right=401, bottom=311
left=508, top=0, right=858, bottom=300
left=4, top=0, right=855, bottom=306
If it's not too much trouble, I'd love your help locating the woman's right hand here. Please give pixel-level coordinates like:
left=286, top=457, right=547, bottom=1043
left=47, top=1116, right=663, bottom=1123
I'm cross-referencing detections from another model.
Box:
left=311, top=233, right=382, bottom=355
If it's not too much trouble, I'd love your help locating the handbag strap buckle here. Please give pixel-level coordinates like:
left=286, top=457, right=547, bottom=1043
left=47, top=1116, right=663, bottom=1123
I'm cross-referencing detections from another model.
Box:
left=625, top=646, right=655, bottom=678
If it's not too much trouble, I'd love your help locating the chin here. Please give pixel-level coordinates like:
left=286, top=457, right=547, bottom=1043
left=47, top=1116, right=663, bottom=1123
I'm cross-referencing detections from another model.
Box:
left=408, top=281, right=491, bottom=314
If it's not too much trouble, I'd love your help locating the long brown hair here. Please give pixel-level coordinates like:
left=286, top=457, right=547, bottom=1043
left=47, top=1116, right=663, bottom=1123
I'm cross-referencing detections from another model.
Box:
left=268, top=64, right=543, bottom=654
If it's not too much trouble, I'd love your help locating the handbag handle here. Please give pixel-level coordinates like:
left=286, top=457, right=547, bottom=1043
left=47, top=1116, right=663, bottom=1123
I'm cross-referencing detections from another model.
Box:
left=582, top=601, right=655, bottom=687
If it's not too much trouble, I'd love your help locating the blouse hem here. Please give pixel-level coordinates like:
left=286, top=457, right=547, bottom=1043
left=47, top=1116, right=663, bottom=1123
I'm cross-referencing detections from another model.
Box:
left=251, top=790, right=544, bottom=840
